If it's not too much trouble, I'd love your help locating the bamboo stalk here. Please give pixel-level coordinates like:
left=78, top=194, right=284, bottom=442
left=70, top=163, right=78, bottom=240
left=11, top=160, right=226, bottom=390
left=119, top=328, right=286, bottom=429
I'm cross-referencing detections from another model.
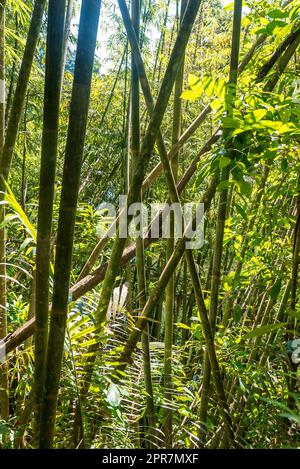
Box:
left=199, top=0, right=243, bottom=447
left=131, top=0, right=156, bottom=448
left=39, top=0, right=101, bottom=449
left=34, top=0, right=66, bottom=441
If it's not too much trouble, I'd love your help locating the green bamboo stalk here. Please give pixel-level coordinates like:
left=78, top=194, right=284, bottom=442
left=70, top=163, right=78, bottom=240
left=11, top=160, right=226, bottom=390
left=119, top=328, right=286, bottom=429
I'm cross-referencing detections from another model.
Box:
left=34, top=0, right=66, bottom=441
left=264, top=30, right=300, bottom=92
left=5, top=13, right=18, bottom=124
left=20, top=94, right=28, bottom=212
left=164, top=0, right=187, bottom=448
left=256, top=25, right=300, bottom=82
left=199, top=0, right=243, bottom=447
left=39, top=0, right=101, bottom=449
left=130, top=0, right=156, bottom=448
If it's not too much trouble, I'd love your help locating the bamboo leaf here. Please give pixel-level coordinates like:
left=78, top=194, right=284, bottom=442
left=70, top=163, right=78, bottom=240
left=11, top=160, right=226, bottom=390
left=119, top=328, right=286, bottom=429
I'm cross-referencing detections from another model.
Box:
left=1, top=178, right=37, bottom=241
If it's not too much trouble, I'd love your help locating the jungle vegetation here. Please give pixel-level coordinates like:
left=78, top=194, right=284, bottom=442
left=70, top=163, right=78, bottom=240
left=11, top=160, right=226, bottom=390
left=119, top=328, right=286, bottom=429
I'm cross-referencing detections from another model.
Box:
left=0, top=0, right=300, bottom=449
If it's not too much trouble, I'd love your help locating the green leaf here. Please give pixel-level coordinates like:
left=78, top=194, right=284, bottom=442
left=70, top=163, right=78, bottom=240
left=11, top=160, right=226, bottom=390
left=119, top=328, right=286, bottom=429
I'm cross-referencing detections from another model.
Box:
left=281, top=158, right=288, bottom=172
left=266, top=20, right=287, bottom=35
left=214, top=78, right=226, bottom=99
left=188, top=73, right=201, bottom=88
left=258, top=120, right=283, bottom=130
left=210, top=98, right=222, bottom=111
left=223, top=2, right=233, bottom=11
left=232, top=128, right=246, bottom=136
left=270, top=279, right=282, bottom=300
left=203, top=75, right=215, bottom=97
left=234, top=202, right=247, bottom=221
left=242, top=16, right=251, bottom=27
left=244, top=108, right=267, bottom=124
left=175, top=322, right=190, bottom=330
left=290, top=5, right=300, bottom=21
left=217, top=180, right=230, bottom=192
left=218, top=156, right=231, bottom=169
left=181, top=89, right=201, bottom=101
left=233, top=304, right=242, bottom=323
left=268, top=9, right=288, bottom=19
left=237, top=178, right=252, bottom=197
left=277, top=123, right=295, bottom=134
left=222, top=115, right=243, bottom=129
left=245, top=323, right=285, bottom=339
left=1, top=178, right=37, bottom=242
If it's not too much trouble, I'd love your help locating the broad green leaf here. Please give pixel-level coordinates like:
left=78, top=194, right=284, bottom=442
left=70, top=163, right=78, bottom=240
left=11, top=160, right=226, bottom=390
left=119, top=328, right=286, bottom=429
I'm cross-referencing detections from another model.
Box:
left=181, top=89, right=201, bottom=101
left=234, top=203, right=247, bottom=221
left=274, top=22, right=293, bottom=43
left=277, top=123, right=295, bottom=134
left=210, top=98, right=222, bottom=110
left=203, top=75, right=215, bottom=97
left=281, top=158, right=288, bottom=171
left=222, top=116, right=241, bottom=128
left=214, top=78, right=226, bottom=99
left=78, top=338, right=98, bottom=348
left=266, top=20, right=287, bottom=36
left=242, top=16, right=251, bottom=27
left=290, top=5, right=300, bottom=21
left=217, top=180, right=230, bottom=192
left=258, top=120, right=284, bottom=131
left=218, top=156, right=231, bottom=169
left=237, top=178, right=252, bottom=197
left=244, top=108, right=267, bottom=124
left=232, top=128, right=246, bottom=136
left=280, top=412, right=300, bottom=424
left=268, top=9, right=288, bottom=19
left=188, top=73, right=201, bottom=88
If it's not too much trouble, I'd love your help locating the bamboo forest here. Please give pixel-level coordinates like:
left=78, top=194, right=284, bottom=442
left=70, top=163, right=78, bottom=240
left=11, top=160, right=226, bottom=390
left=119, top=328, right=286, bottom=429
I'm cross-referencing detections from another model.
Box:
left=0, top=0, right=300, bottom=453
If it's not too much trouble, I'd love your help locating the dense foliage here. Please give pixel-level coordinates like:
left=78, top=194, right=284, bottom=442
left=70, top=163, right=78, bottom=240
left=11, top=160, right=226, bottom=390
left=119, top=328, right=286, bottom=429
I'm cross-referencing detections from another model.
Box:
left=0, top=0, right=299, bottom=449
